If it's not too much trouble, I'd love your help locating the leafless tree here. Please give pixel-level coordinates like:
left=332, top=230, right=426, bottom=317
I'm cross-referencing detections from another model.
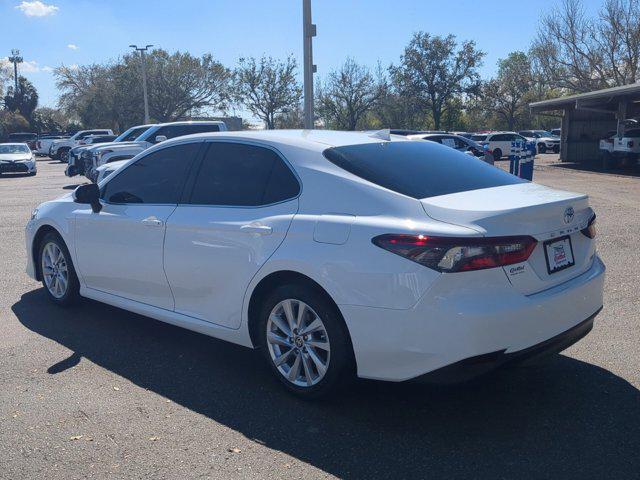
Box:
left=234, top=55, right=302, bottom=130
left=316, top=58, right=384, bottom=130
left=532, top=0, right=640, bottom=92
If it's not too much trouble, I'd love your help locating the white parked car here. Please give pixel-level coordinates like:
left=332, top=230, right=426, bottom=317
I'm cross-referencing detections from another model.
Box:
left=518, top=130, right=561, bottom=154
left=0, top=143, right=37, bottom=176
left=613, top=128, right=640, bottom=157
left=26, top=130, right=604, bottom=398
left=471, top=132, right=528, bottom=162
left=49, top=129, right=114, bottom=162
left=86, top=121, right=227, bottom=182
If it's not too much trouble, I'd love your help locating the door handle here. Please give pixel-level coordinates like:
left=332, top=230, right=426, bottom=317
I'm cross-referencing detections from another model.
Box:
left=141, top=216, right=163, bottom=227
left=240, top=224, right=272, bottom=235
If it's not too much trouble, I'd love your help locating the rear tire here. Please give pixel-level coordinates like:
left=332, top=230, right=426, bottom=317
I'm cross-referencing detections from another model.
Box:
left=38, top=232, right=80, bottom=306
left=59, top=149, right=70, bottom=163
left=538, top=143, right=547, bottom=154
left=492, top=148, right=502, bottom=162
left=258, top=284, right=354, bottom=399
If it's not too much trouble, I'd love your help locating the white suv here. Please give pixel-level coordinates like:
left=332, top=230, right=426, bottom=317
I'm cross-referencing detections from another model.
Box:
left=518, top=130, right=561, bottom=154
left=471, top=132, right=528, bottom=162
left=49, top=129, right=114, bottom=162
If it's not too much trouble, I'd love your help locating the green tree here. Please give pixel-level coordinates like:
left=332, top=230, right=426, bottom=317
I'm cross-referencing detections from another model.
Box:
left=234, top=55, right=301, bottom=129
left=481, top=52, right=534, bottom=130
left=4, top=76, right=39, bottom=121
left=316, top=58, right=384, bottom=130
left=0, top=110, right=30, bottom=138
left=392, top=32, right=485, bottom=130
left=55, top=49, right=232, bottom=130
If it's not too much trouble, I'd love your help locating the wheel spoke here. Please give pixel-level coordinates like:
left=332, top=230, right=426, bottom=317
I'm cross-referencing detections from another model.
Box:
left=300, top=318, right=323, bottom=336
left=267, top=331, right=292, bottom=348
left=307, top=347, right=327, bottom=376
left=269, top=313, right=291, bottom=337
left=307, top=339, right=330, bottom=352
left=287, top=354, right=302, bottom=382
left=301, top=352, right=314, bottom=386
left=296, top=302, right=306, bottom=329
left=58, top=274, right=68, bottom=291
left=274, top=348, right=295, bottom=367
left=281, top=300, right=296, bottom=332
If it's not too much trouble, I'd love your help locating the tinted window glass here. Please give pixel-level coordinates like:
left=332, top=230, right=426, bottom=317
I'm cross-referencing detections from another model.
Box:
left=624, top=128, right=640, bottom=137
left=102, top=143, right=200, bottom=204
left=471, top=134, right=487, bottom=141
left=323, top=141, right=525, bottom=199
left=152, top=124, right=221, bottom=143
left=189, top=142, right=299, bottom=206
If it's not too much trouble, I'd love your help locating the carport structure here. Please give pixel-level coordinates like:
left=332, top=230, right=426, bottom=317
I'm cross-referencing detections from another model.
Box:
left=530, top=82, right=640, bottom=164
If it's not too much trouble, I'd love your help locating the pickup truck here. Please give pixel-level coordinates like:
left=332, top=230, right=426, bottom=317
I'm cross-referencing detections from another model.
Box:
left=49, top=129, right=114, bottom=161
left=66, top=124, right=155, bottom=178
left=85, top=120, right=227, bottom=182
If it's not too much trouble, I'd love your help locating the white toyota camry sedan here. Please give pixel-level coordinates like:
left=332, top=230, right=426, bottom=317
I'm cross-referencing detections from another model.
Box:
left=25, top=130, right=605, bottom=398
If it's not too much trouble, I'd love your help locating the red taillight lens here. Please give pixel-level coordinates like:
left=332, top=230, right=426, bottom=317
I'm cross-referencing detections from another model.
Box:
left=372, top=234, right=538, bottom=273
left=581, top=214, right=596, bottom=239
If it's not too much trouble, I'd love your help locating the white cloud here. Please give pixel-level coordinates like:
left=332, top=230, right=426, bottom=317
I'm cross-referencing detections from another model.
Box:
left=41, top=66, right=54, bottom=72
left=0, top=57, right=46, bottom=73
left=67, top=44, right=78, bottom=50
left=15, top=1, right=59, bottom=17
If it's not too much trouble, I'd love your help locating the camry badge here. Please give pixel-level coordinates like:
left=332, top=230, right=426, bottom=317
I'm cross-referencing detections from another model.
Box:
left=564, top=207, right=575, bottom=224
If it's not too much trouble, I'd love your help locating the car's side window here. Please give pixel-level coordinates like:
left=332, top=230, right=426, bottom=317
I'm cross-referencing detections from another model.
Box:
left=101, top=142, right=200, bottom=204
left=188, top=142, right=299, bottom=207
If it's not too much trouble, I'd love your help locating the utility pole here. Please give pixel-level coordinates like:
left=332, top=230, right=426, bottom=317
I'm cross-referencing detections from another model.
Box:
left=129, top=44, right=153, bottom=123
left=8, top=49, right=23, bottom=95
left=302, top=0, right=316, bottom=129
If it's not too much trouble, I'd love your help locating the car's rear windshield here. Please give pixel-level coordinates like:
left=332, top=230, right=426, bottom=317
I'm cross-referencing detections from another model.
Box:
left=322, top=141, right=525, bottom=199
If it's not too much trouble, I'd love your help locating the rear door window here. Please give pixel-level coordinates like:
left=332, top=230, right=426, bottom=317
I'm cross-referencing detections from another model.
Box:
left=188, top=142, right=299, bottom=206
left=323, top=141, right=524, bottom=199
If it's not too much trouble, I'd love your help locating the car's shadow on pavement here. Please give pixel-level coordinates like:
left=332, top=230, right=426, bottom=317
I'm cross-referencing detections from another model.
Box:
left=12, top=289, right=640, bottom=479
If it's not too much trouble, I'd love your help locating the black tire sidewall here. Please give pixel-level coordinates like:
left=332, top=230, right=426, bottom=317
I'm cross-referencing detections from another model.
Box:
left=493, top=148, right=502, bottom=161
left=258, top=284, right=354, bottom=399
left=538, top=143, right=547, bottom=154
left=38, top=232, right=80, bottom=306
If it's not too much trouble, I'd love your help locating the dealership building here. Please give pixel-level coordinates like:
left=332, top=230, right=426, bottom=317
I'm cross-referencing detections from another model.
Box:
left=530, top=82, right=640, bottom=164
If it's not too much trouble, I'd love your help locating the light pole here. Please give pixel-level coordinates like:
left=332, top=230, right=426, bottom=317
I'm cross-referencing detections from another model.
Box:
left=8, top=49, right=23, bottom=95
left=129, top=44, right=153, bottom=123
left=302, top=0, right=316, bottom=129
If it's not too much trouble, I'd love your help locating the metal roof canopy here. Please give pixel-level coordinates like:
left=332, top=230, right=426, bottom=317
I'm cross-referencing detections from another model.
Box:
left=530, top=82, right=640, bottom=114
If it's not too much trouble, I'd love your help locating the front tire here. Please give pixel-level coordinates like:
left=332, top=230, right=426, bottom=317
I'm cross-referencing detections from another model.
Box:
left=259, top=284, right=354, bottom=399
left=39, top=232, right=80, bottom=306
left=59, top=149, right=70, bottom=163
left=538, top=143, right=547, bottom=154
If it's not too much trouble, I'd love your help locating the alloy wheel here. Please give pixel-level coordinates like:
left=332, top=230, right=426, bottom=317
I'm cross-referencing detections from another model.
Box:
left=266, top=299, right=331, bottom=387
left=42, top=242, right=69, bottom=299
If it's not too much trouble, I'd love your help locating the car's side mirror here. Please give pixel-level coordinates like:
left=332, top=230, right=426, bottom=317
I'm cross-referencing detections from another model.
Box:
left=155, top=135, right=167, bottom=143
left=74, top=183, right=102, bottom=213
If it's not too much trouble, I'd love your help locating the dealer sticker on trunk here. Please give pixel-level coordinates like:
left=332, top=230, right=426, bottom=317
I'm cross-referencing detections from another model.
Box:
left=543, top=235, right=575, bottom=274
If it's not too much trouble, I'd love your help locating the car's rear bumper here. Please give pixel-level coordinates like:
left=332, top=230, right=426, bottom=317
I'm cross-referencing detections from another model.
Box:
left=340, top=255, right=605, bottom=382
left=414, top=308, right=599, bottom=383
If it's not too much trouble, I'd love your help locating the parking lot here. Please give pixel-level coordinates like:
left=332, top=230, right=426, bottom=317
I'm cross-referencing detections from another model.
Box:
left=1, top=156, right=638, bottom=479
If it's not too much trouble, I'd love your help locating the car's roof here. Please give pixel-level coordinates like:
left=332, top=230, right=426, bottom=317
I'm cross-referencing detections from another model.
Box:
left=164, top=129, right=400, bottom=150
left=0, top=142, right=29, bottom=146
left=154, top=120, right=226, bottom=127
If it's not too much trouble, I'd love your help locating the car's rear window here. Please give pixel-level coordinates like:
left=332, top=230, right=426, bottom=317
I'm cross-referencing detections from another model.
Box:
left=471, top=134, right=487, bottom=141
left=322, top=141, right=525, bottom=199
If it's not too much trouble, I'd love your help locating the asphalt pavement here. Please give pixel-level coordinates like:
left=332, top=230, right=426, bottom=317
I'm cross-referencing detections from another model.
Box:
left=0, top=156, right=638, bottom=479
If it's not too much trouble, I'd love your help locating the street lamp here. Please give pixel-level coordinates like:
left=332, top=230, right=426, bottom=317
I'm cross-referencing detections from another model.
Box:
left=129, top=44, right=153, bottom=123
left=302, top=0, right=316, bottom=129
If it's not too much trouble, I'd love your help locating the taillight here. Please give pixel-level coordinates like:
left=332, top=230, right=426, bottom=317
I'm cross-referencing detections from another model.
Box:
left=581, top=214, right=596, bottom=239
left=372, top=234, right=538, bottom=273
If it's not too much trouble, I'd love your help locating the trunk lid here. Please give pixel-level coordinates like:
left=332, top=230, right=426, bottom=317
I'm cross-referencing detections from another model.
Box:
left=420, top=183, right=596, bottom=294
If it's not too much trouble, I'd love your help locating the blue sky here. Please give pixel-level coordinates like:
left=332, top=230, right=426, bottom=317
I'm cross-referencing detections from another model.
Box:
left=1, top=0, right=601, bottom=113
